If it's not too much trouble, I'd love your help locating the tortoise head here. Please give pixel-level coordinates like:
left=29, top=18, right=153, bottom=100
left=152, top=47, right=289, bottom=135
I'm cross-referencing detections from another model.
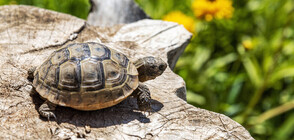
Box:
left=134, top=56, right=167, bottom=82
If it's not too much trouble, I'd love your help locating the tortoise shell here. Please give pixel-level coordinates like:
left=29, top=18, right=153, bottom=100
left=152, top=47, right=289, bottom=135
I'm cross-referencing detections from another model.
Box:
left=33, top=42, right=139, bottom=110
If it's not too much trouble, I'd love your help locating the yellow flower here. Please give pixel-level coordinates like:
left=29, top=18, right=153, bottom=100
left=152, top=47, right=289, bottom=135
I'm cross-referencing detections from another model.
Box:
left=242, top=39, right=253, bottom=50
left=163, top=11, right=196, bottom=33
left=192, top=0, right=234, bottom=21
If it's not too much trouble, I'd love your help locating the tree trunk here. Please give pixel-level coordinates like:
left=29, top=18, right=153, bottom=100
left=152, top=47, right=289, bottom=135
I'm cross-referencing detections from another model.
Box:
left=0, top=5, right=253, bottom=139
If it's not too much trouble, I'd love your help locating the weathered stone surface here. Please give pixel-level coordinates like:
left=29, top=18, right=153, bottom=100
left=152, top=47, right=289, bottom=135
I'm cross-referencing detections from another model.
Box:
left=0, top=5, right=253, bottom=140
left=87, top=0, right=149, bottom=27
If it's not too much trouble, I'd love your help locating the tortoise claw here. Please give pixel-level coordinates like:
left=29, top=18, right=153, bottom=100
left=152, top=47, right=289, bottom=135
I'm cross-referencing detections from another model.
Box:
left=134, top=83, right=152, bottom=113
left=39, top=100, right=57, bottom=121
left=43, top=112, right=57, bottom=121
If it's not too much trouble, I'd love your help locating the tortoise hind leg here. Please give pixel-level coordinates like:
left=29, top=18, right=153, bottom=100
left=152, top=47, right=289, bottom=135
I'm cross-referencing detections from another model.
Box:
left=39, top=100, right=57, bottom=120
left=133, top=83, right=151, bottom=112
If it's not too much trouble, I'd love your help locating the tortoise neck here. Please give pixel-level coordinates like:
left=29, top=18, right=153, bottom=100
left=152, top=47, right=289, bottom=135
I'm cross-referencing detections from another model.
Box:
left=137, top=66, right=148, bottom=82
left=134, top=58, right=148, bottom=82
left=134, top=58, right=144, bottom=69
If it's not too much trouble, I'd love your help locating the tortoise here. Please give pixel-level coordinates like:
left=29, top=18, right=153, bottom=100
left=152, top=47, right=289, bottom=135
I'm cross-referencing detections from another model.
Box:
left=28, top=42, right=167, bottom=119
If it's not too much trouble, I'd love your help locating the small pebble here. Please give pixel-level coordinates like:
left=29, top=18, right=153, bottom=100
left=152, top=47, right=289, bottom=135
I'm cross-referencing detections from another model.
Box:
left=77, top=131, right=85, bottom=138
left=85, top=125, right=91, bottom=133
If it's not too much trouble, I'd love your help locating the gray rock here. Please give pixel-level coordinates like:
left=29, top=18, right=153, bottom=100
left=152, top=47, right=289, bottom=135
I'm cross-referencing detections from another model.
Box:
left=87, top=0, right=149, bottom=27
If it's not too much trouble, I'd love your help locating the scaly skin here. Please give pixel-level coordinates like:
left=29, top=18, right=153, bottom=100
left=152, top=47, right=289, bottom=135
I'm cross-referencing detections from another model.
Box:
left=132, top=83, right=152, bottom=112
left=39, top=100, right=57, bottom=120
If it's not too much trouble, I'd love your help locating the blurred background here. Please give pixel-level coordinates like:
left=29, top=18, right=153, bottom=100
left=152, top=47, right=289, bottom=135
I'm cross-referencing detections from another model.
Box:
left=1, top=0, right=294, bottom=139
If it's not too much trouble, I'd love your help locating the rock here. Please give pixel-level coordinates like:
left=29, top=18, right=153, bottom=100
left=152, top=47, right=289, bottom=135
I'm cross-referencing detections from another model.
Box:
left=0, top=5, right=253, bottom=140
left=87, top=0, right=149, bottom=27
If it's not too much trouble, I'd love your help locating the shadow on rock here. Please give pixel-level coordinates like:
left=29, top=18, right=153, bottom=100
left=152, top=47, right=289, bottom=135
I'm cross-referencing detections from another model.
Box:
left=30, top=91, right=163, bottom=128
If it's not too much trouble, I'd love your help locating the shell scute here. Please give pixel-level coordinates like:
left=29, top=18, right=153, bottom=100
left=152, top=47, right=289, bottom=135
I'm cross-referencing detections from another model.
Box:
left=68, top=43, right=91, bottom=60
left=80, top=59, right=104, bottom=91
left=58, top=61, right=80, bottom=91
left=111, top=51, right=129, bottom=68
left=102, top=60, right=127, bottom=88
left=51, top=49, right=69, bottom=65
left=38, top=60, right=51, bottom=81
left=44, top=65, right=58, bottom=88
left=88, top=43, right=111, bottom=60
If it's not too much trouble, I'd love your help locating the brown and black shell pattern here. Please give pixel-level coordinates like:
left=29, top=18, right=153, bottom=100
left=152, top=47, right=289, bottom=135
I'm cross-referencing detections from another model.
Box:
left=33, top=42, right=139, bottom=110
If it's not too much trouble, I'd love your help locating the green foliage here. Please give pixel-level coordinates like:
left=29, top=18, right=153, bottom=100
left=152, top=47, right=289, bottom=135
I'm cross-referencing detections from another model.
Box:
left=135, top=0, right=194, bottom=19
left=0, top=0, right=90, bottom=19
left=1, top=0, right=294, bottom=139
left=137, top=0, right=294, bottom=139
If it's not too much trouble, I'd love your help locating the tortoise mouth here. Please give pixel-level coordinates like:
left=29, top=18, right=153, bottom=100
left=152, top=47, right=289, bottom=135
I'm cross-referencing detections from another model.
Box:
left=139, top=75, right=155, bottom=82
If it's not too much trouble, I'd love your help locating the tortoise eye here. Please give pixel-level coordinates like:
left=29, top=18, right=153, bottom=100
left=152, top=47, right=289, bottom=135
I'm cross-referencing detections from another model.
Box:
left=159, top=64, right=166, bottom=71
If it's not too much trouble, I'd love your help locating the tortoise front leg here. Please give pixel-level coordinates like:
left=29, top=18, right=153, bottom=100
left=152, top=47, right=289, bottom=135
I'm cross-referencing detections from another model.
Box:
left=133, top=83, right=151, bottom=112
left=39, top=100, right=57, bottom=120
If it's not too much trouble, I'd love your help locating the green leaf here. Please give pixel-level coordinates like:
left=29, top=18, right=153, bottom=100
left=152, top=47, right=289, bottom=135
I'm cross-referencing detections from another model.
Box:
left=191, top=46, right=211, bottom=72
left=270, top=65, right=294, bottom=84
left=187, top=90, right=206, bottom=105
left=273, top=113, right=294, bottom=140
left=228, top=74, right=245, bottom=104
left=205, top=53, right=238, bottom=77
left=239, top=47, right=262, bottom=87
